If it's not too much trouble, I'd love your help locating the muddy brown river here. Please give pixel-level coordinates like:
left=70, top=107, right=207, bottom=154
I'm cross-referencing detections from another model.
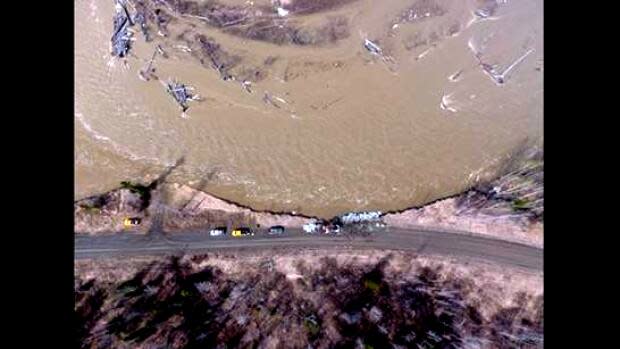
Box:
left=75, top=0, right=543, bottom=217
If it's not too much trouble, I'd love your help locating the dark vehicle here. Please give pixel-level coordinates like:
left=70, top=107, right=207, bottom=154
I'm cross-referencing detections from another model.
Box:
left=268, top=225, right=285, bottom=235
left=327, top=223, right=342, bottom=234
left=325, top=217, right=343, bottom=234
left=232, top=227, right=254, bottom=237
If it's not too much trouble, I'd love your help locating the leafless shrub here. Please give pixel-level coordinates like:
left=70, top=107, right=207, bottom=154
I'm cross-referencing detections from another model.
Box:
left=76, top=256, right=542, bottom=348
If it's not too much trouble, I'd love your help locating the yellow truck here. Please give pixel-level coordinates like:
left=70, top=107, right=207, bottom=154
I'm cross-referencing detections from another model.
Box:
left=123, top=217, right=141, bottom=228
left=231, top=227, right=254, bottom=237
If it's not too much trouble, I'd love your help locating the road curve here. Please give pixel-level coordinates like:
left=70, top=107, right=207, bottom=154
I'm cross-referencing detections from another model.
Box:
left=75, top=227, right=543, bottom=271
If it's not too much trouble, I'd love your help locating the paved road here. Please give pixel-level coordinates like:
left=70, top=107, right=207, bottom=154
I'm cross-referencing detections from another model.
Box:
left=75, top=227, right=543, bottom=271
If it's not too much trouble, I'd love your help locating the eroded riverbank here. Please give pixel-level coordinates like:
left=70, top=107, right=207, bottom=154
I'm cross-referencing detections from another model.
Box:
left=75, top=148, right=543, bottom=247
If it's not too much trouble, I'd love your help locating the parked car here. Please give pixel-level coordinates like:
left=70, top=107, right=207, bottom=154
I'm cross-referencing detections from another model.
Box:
left=209, top=226, right=227, bottom=236
left=123, top=217, right=141, bottom=227
left=232, top=227, right=254, bottom=237
left=268, top=225, right=285, bottom=235
left=303, top=221, right=320, bottom=234
left=330, top=224, right=342, bottom=234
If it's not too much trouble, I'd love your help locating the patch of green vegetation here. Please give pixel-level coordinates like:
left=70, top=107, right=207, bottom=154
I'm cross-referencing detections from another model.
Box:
left=304, top=318, right=320, bottom=337
left=524, top=159, right=543, bottom=168
left=117, top=285, right=138, bottom=295
left=80, top=204, right=101, bottom=214
left=116, top=278, right=143, bottom=296
left=364, top=279, right=381, bottom=294
left=511, top=198, right=531, bottom=211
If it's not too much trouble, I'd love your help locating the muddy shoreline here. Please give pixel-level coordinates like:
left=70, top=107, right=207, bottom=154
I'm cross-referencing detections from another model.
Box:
left=77, top=0, right=543, bottom=244
left=75, top=150, right=543, bottom=247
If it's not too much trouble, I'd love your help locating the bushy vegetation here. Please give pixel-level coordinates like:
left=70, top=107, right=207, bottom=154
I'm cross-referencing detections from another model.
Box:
left=457, top=145, right=544, bottom=222
left=76, top=255, right=543, bottom=348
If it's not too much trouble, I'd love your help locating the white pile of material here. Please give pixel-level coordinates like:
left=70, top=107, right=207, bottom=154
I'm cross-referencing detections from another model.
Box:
left=340, top=211, right=382, bottom=224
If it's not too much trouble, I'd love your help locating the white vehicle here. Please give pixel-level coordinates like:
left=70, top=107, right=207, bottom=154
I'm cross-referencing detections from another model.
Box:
left=303, top=221, right=320, bottom=234
left=209, top=226, right=227, bottom=236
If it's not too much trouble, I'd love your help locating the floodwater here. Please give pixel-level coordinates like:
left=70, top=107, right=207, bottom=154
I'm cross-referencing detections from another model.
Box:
left=75, top=0, right=543, bottom=218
